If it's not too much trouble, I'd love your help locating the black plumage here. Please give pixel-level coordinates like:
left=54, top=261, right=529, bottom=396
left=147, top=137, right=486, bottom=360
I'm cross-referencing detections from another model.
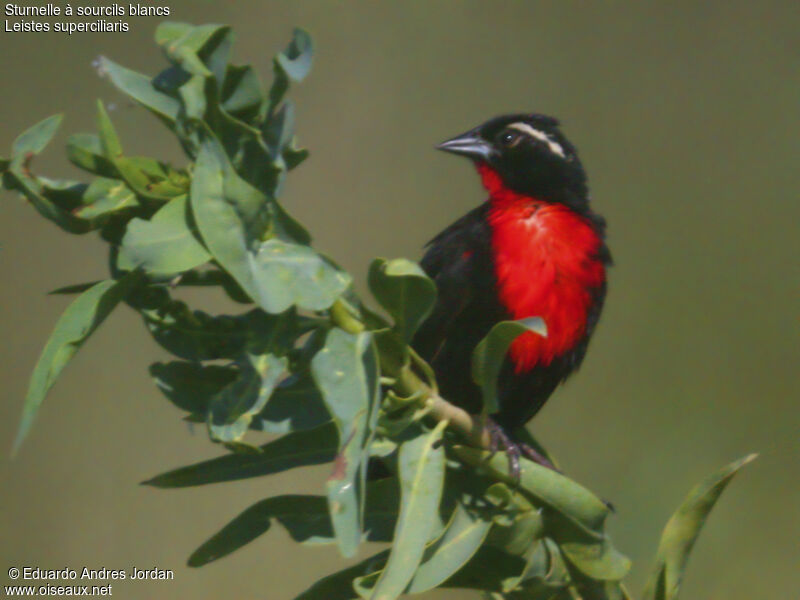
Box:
left=411, top=114, right=611, bottom=464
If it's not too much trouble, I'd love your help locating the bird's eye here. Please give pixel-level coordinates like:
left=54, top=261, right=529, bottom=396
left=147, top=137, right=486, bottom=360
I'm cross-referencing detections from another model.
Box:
left=500, top=131, right=520, bottom=146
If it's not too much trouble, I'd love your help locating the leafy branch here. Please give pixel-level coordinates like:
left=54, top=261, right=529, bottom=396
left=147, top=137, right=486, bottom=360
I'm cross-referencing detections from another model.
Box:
left=1, top=22, right=755, bottom=600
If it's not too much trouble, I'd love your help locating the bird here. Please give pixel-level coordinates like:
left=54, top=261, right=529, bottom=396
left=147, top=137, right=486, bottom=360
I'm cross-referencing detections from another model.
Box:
left=412, top=113, right=611, bottom=475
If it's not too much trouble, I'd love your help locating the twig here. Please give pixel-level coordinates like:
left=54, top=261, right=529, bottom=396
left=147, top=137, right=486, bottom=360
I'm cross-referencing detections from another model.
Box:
left=329, top=299, right=493, bottom=450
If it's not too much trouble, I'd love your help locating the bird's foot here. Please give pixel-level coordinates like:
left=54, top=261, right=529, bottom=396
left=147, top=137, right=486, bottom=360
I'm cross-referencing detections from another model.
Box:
left=486, top=419, right=523, bottom=480
left=485, top=421, right=613, bottom=510
left=518, top=442, right=559, bottom=472
left=486, top=419, right=560, bottom=480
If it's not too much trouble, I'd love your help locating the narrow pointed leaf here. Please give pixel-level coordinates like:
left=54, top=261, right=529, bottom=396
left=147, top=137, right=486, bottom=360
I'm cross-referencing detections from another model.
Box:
left=188, top=478, right=400, bottom=567
left=367, top=421, right=447, bottom=600
left=294, top=551, right=389, bottom=600
left=66, top=133, right=116, bottom=175
left=11, top=114, right=62, bottom=157
left=368, top=258, right=436, bottom=343
left=118, top=195, right=210, bottom=275
left=276, top=28, right=313, bottom=82
left=311, top=329, right=376, bottom=558
left=207, top=353, right=287, bottom=443
left=48, top=282, right=101, bottom=295
left=73, top=177, right=138, bottom=221
left=268, top=28, right=314, bottom=112
left=472, top=318, right=547, bottom=414
left=13, top=275, right=138, bottom=453
left=3, top=116, right=91, bottom=234
left=96, top=100, right=123, bottom=158
left=139, top=301, right=248, bottom=361
left=642, top=454, right=757, bottom=600
left=439, top=545, right=529, bottom=593
left=190, top=135, right=269, bottom=283
left=559, top=531, right=631, bottom=581
left=453, top=446, right=610, bottom=537
left=250, top=372, right=330, bottom=434
left=99, top=56, right=180, bottom=123
left=156, top=23, right=232, bottom=81
left=406, top=502, right=494, bottom=594
left=142, top=422, right=338, bottom=488
left=191, top=135, right=348, bottom=313
left=221, top=64, right=264, bottom=120
left=150, top=361, right=236, bottom=415
left=188, top=495, right=331, bottom=567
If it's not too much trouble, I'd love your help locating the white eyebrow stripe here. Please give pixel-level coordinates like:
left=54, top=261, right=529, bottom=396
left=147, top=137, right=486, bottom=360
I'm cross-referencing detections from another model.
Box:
left=508, top=122, right=566, bottom=158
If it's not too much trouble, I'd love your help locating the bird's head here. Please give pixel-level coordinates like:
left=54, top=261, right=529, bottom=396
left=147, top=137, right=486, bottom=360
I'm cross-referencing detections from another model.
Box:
left=437, top=113, right=588, bottom=205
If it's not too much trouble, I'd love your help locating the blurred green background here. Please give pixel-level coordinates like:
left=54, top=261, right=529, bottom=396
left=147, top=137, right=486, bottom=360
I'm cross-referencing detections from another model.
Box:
left=1, top=1, right=797, bottom=598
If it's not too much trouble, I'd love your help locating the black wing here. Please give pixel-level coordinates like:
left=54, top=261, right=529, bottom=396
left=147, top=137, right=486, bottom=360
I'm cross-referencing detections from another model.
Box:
left=413, top=204, right=507, bottom=414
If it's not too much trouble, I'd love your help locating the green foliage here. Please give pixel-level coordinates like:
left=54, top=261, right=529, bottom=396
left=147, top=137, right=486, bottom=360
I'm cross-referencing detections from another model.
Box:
left=642, top=454, right=757, bottom=600
left=311, top=328, right=380, bottom=557
left=11, top=274, right=141, bottom=453
left=2, top=22, right=755, bottom=600
left=472, top=318, right=547, bottom=415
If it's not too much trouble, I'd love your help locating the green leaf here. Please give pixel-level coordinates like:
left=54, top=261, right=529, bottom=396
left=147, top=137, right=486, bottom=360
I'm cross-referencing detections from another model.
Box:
left=642, top=454, right=757, bottom=600
left=13, top=275, right=139, bottom=454
left=251, top=239, right=352, bottom=313
left=3, top=170, right=92, bottom=234
left=311, top=329, right=377, bottom=558
left=178, top=73, right=207, bottom=120
left=188, top=495, right=331, bottom=567
left=73, top=177, right=139, bottom=221
left=250, top=372, right=330, bottom=434
left=191, top=135, right=344, bottom=313
left=221, top=64, right=264, bottom=122
left=150, top=361, right=236, bottom=415
left=263, top=100, right=296, bottom=156
left=268, top=28, right=314, bottom=112
left=368, top=258, right=436, bottom=343
left=556, top=524, right=631, bottom=582
left=2, top=116, right=92, bottom=234
left=96, top=100, right=123, bottom=158
left=406, top=502, right=494, bottom=594
left=207, top=353, right=287, bottom=443
left=138, top=299, right=249, bottom=361
left=48, top=282, right=101, bottom=295
left=67, top=133, right=117, bottom=177
left=276, top=28, right=313, bottom=82
left=366, top=421, right=447, bottom=600
left=295, top=551, right=390, bottom=600
left=118, top=195, right=211, bottom=275
left=156, top=22, right=232, bottom=81
left=164, top=268, right=252, bottom=304
left=472, top=318, right=547, bottom=414
left=188, top=478, right=400, bottom=568
left=142, top=421, right=338, bottom=488
left=439, top=545, right=529, bottom=593
left=117, top=156, right=184, bottom=202
left=485, top=489, right=545, bottom=558
left=66, top=133, right=116, bottom=176
left=453, top=447, right=610, bottom=538
left=98, top=56, right=180, bottom=124
left=95, top=101, right=182, bottom=202
left=11, top=114, right=62, bottom=157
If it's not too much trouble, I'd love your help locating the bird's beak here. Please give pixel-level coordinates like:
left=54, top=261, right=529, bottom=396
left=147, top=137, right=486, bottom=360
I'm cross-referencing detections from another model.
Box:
left=436, top=132, right=493, bottom=160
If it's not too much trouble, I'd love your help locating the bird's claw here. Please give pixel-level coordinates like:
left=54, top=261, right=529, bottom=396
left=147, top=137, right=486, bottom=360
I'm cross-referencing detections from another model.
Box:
left=486, top=419, right=522, bottom=480
left=518, top=442, right=559, bottom=472
left=486, top=420, right=562, bottom=481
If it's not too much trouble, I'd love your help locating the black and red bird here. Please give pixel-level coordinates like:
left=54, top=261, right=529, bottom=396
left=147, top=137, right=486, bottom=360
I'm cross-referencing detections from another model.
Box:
left=413, top=114, right=611, bottom=472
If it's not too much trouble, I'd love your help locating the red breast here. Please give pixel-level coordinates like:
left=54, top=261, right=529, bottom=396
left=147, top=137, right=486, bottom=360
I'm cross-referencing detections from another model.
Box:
left=478, top=163, right=606, bottom=372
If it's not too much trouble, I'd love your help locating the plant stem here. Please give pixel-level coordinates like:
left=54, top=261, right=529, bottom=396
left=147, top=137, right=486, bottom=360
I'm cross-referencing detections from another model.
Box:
left=329, top=299, right=493, bottom=449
